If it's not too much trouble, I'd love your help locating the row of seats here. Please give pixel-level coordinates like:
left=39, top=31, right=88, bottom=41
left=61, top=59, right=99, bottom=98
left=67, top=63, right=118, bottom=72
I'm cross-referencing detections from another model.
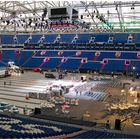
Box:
left=0, top=113, right=81, bottom=139
left=1, top=50, right=140, bottom=73
left=2, top=50, right=140, bottom=61
left=34, top=50, right=140, bottom=60
left=22, top=44, right=140, bottom=51
left=1, top=33, right=140, bottom=44
left=20, top=58, right=140, bottom=73
left=73, top=130, right=140, bottom=139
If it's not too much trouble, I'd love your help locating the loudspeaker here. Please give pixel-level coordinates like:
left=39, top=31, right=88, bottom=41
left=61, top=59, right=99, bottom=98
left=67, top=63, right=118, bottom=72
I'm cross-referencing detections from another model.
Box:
left=21, top=70, right=24, bottom=74
left=34, top=108, right=41, bottom=115
left=136, top=75, right=139, bottom=79
left=81, top=76, right=86, bottom=81
left=81, top=15, right=83, bottom=19
left=114, top=119, right=121, bottom=130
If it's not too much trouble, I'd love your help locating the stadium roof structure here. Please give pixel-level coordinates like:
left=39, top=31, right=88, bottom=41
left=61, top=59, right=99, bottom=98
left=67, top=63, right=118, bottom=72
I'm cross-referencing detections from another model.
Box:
left=0, top=1, right=140, bottom=33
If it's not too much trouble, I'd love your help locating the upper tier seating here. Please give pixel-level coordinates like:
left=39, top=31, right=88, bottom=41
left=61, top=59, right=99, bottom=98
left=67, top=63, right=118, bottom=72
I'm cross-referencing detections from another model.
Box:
left=2, top=33, right=140, bottom=50
left=0, top=33, right=139, bottom=46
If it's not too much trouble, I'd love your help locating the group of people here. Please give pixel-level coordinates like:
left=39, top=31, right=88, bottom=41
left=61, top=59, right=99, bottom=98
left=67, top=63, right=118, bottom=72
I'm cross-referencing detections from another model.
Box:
left=75, top=89, right=82, bottom=96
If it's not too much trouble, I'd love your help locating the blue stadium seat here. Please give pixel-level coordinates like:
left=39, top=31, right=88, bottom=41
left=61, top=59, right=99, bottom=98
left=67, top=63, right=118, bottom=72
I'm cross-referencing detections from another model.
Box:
left=44, top=34, right=57, bottom=43
left=31, top=35, right=42, bottom=43
left=114, top=34, right=128, bottom=44
left=60, top=34, right=75, bottom=43
left=94, top=34, right=109, bottom=43
left=77, top=34, right=91, bottom=43
left=17, top=34, right=30, bottom=44
left=1, top=35, right=14, bottom=44
left=60, top=58, right=81, bottom=70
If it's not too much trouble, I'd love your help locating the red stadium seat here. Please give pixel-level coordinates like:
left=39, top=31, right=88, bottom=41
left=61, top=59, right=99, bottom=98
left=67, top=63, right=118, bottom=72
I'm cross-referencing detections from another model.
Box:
left=32, top=68, right=42, bottom=72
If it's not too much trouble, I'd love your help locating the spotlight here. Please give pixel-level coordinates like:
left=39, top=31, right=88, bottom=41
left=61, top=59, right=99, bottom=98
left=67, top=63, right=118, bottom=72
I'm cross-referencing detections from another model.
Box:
left=121, top=89, right=125, bottom=93
left=132, top=66, right=136, bottom=70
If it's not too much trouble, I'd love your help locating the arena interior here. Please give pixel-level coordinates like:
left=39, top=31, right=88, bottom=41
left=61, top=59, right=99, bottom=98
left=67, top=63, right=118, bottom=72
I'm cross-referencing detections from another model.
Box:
left=0, top=0, right=140, bottom=139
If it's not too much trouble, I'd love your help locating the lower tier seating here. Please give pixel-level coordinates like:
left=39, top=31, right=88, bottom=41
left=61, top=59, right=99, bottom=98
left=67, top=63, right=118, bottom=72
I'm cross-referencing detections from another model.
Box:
left=0, top=113, right=81, bottom=139
left=73, top=130, right=140, bottom=139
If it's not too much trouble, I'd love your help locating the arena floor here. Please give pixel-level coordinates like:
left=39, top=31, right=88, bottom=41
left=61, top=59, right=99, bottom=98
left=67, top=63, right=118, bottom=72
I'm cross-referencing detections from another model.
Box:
left=0, top=71, right=140, bottom=135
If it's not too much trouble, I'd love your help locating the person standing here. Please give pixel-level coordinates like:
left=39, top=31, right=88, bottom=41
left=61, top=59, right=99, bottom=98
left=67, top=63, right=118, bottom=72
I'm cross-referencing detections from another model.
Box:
left=138, top=106, right=140, bottom=114
left=4, top=81, right=6, bottom=87
left=108, top=92, right=112, bottom=98
left=23, top=105, right=28, bottom=115
left=75, top=89, right=78, bottom=96
left=106, top=120, right=111, bottom=129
